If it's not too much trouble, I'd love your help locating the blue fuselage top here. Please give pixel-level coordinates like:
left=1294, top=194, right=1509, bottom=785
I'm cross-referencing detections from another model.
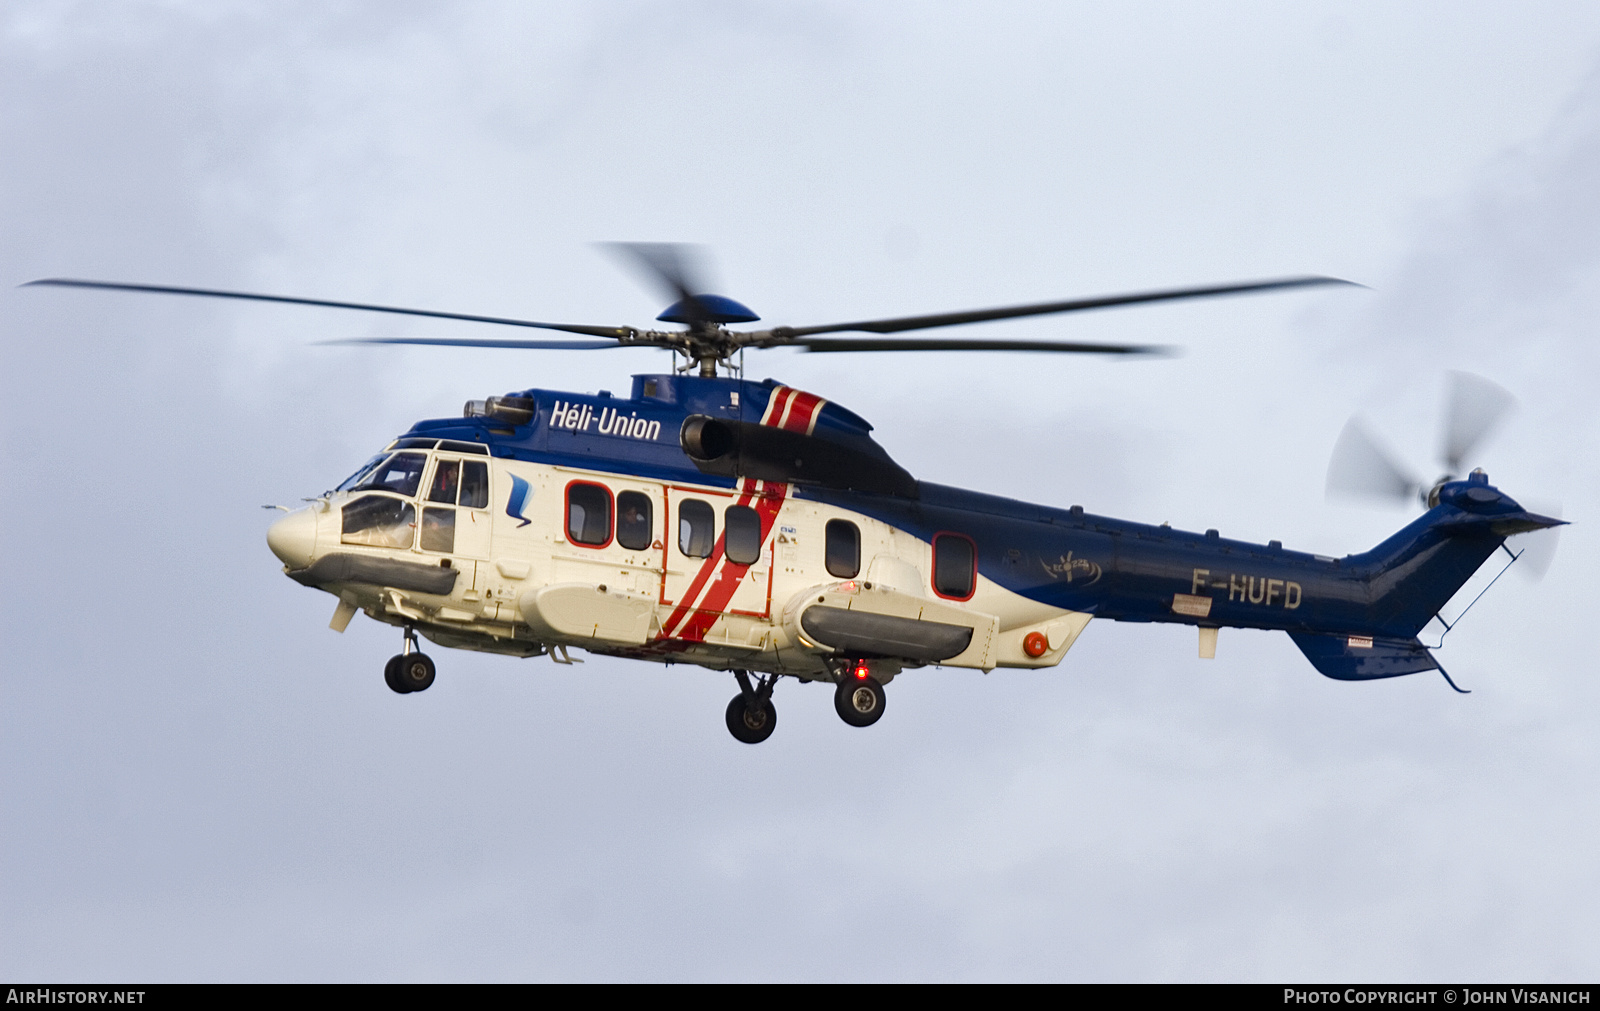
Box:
left=396, top=373, right=1543, bottom=641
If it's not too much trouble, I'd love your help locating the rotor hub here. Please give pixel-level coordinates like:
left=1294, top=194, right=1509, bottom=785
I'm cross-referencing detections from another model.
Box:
left=656, top=295, right=760, bottom=325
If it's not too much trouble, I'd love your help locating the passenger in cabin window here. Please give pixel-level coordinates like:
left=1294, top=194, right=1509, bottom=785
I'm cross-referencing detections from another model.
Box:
left=616, top=491, right=653, bottom=550
left=621, top=504, right=645, bottom=536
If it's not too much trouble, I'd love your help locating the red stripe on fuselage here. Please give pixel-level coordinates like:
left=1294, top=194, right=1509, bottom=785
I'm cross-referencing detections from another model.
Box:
left=763, top=385, right=798, bottom=428
left=777, top=389, right=823, bottom=434
left=670, top=480, right=788, bottom=642
left=656, top=386, right=795, bottom=638
left=655, top=386, right=823, bottom=643
left=658, top=482, right=758, bottom=638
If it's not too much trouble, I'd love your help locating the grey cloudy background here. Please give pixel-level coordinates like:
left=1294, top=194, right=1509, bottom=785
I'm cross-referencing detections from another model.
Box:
left=4, top=1, right=1600, bottom=982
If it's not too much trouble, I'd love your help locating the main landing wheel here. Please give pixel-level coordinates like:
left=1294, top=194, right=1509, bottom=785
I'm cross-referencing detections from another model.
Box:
left=835, top=676, right=886, bottom=727
left=384, top=654, right=409, bottom=694
left=725, top=694, right=777, bottom=745
left=388, top=652, right=435, bottom=693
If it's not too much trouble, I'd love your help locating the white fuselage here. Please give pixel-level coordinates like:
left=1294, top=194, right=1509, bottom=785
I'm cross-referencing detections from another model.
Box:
left=270, top=447, right=1093, bottom=679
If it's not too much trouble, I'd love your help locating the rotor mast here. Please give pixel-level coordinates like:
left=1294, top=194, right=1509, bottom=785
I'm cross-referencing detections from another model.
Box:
left=687, top=325, right=737, bottom=377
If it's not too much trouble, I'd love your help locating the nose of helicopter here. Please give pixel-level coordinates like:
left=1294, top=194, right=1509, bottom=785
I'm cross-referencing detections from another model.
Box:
left=267, top=506, right=318, bottom=569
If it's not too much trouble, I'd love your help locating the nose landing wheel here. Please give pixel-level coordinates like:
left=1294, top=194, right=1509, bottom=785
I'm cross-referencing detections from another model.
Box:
left=725, top=670, right=777, bottom=744
left=835, top=674, right=886, bottom=727
left=384, top=627, right=436, bottom=694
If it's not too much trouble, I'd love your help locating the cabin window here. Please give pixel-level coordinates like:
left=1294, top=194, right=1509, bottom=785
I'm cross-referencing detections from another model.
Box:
left=825, top=520, right=860, bottom=578
left=348, top=452, right=428, bottom=498
left=459, top=460, right=489, bottom=509
left=617, top=491, right=654, bottom=551
left=428, top=460, right=459, bottom=503
left=678, top=499, right=715, bottom=558
left=340, top=495, right=416, bottom=549
left=420, top=507, right=456, bottom=553
left=932, top=532, right=976, bottom=600
left=724, top=505, right=762, bottom=565
left=566, top=482, right=613, bottom=547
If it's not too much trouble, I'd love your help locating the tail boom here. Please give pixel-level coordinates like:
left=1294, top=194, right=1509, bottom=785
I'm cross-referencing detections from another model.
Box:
left=1095, top=472, right=1558, bottom=683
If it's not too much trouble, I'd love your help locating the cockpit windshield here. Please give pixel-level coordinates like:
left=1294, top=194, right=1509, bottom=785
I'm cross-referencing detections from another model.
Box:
left=336, top=453, right=389, bottom=493
left=343, top=452, right=429, bottom=497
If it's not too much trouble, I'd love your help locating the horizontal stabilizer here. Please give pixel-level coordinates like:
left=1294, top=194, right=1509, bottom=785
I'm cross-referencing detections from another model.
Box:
left=1288, top=631, right=1439, bottom=681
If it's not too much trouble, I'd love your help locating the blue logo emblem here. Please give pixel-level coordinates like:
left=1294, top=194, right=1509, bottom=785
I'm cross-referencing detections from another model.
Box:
left=506, top=474, right=533, bottom=527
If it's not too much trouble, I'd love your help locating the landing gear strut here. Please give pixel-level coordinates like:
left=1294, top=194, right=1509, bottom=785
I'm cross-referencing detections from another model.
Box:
left=384, top=626, right=436, bottom=694
left=834, top=666, right=886, bottom=727
left=725, top=670, right=777, bottom=744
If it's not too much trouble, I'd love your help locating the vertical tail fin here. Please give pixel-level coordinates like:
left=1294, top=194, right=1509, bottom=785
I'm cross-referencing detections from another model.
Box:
left=1352, top=477, right=1559, bottom=639
left=1290, top=474, right=1561, bottom=683
left=1358, top=520, right=1504, bottom=638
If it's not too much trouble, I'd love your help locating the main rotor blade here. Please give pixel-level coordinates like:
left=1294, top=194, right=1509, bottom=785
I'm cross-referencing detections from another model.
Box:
left=1326, top=418, right=1421, bottom=505
left=320, top=336, right=631, bottom=350
left=788, top=336, right=1174, bottom=355
left=22, top=278, right=634, bottom=339
left=765, top=276, right=1359, bottom=338
left=601, top=242, right=718, bottom=325
left=601, top=242, right=707, bottom=300
left=1440, top=370, right=1515, bottom=474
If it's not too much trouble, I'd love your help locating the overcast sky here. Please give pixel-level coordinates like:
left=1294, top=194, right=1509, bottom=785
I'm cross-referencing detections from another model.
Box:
left=4, top=1, right=1600, bottom=982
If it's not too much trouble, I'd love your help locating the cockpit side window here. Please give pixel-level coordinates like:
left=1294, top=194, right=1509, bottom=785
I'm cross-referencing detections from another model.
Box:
left=341, top=495, right=416, bottom=548
left=420, top=508, right=455, bottom=553
left=350, top=452, right=428, bottom=497
left=459, top=461, right=489, bottom=509
left=428, top=460, right=460, bottom=503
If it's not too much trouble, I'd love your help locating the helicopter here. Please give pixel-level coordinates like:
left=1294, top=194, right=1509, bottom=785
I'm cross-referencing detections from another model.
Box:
left=24, top=245, right=1564, bottom=744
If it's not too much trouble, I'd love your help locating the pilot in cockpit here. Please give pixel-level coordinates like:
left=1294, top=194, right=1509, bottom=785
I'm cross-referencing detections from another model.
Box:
left=430, top=460, right=460, bottom=503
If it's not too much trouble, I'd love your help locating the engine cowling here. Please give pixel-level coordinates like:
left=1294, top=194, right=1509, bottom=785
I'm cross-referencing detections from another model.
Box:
left=679, top=414, right=917, bottom=497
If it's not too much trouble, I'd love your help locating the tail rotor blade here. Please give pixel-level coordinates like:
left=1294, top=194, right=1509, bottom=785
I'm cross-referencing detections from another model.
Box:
left=1441, top=371, right=1515, bottom=474
left=1326, top=418, right=1422, bottom=505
